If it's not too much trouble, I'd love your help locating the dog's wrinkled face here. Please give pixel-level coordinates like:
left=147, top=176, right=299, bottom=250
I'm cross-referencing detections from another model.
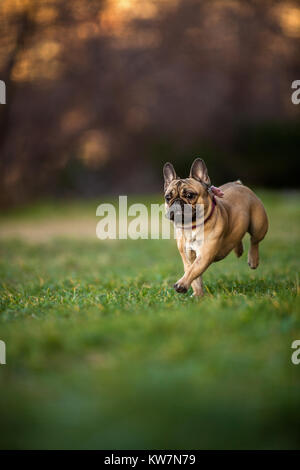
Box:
left=164, top=178, right=204, bottom=223
left=163, top=158, right=211, bottom=224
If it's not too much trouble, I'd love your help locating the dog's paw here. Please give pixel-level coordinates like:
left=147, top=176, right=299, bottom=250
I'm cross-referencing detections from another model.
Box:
left=248, top=255, right=259, bottom=269
left=173, top=282, right=188, bottom=294
left=248, top=261, right=258, bottom=269
left=190, top=291, right=204, bottom=298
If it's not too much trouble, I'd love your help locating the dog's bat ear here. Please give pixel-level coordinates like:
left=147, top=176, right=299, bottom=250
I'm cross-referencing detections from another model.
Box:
left=189, top=158, right=211, bottom=186
left=163, top=162, right=177, bottom=190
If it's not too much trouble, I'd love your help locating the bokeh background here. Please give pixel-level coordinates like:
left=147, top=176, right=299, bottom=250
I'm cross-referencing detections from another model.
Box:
left=1, top=0, right=300, bottom=208
left=1, top=0, right=300, bottom=451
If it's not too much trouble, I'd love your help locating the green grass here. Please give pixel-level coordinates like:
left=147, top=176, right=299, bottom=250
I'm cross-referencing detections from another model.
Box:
left=0, top=191, right=300, bottom=449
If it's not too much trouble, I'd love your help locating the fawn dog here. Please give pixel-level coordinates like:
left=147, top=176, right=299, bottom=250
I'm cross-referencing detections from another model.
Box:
left=163, top=158, right=268, bottom=296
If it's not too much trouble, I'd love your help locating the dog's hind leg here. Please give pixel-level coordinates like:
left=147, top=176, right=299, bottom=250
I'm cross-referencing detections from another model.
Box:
left=248, top=239, right=260, bottom=269
left=247, top=203, right=268, bottom=269
left=234, top=241, right=244, bottom=258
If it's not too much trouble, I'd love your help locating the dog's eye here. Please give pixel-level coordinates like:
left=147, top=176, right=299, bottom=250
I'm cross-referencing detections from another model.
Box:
left=186, top=193, right=196, bottom=199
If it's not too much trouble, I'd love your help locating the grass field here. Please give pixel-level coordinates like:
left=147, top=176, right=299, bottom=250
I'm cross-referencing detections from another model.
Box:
left=0, top=191, right=299, bottom=449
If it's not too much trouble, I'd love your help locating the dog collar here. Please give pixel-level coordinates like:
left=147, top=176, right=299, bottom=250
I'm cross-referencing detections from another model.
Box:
left=192, top=195, right=216, bottom=229
left=203, top=195, right=217, bottom=224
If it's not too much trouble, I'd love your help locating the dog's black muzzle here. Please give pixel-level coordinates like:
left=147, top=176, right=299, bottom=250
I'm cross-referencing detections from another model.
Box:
left=166, top=199, right=195, bottom=224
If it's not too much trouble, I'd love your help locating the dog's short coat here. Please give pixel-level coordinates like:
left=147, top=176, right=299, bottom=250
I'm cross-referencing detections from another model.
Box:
left=163, top=158, right=268, bottom=296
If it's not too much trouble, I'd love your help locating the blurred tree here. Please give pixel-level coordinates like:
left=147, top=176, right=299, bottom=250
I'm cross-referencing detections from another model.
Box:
left=0, top=0, right=300, bottom=206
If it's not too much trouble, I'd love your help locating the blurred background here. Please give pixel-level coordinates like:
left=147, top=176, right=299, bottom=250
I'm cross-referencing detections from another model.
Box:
left=1, top=1, right=300, bottom=450
left=1, top=0, right=300, bottom=208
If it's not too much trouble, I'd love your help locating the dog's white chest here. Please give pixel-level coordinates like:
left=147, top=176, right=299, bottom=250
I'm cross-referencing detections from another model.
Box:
left=185, top=232, right=203, bottom=257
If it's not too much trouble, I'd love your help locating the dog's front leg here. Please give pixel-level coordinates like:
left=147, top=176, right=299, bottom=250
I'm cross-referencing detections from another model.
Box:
left=174, top=239, right=219, bottom=294
left=186, top=249, right=204, bottom=297
left=176, top=237, right=190, bottom=272
left=176, top=248, right=203, bottom=296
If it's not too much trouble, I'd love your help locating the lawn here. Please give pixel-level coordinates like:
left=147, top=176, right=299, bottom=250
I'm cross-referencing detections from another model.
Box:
left=0, top=191, right=299, bottom=449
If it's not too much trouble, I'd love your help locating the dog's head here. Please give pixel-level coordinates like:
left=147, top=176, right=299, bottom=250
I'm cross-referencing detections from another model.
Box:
left=163, top=158, right=211, bottom=224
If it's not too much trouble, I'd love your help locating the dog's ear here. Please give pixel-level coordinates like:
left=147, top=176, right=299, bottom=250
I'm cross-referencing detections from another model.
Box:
left=189, top=158, right=211, bottom=186
left=163, top=162, right=177, bottom=190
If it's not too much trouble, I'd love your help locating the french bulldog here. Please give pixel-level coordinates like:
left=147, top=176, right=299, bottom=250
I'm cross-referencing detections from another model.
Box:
left=163, top=158, right=268, bottom=296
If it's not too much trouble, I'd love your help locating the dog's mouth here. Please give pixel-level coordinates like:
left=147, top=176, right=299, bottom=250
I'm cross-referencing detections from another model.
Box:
left=166, top=199, right=196, bottom=224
